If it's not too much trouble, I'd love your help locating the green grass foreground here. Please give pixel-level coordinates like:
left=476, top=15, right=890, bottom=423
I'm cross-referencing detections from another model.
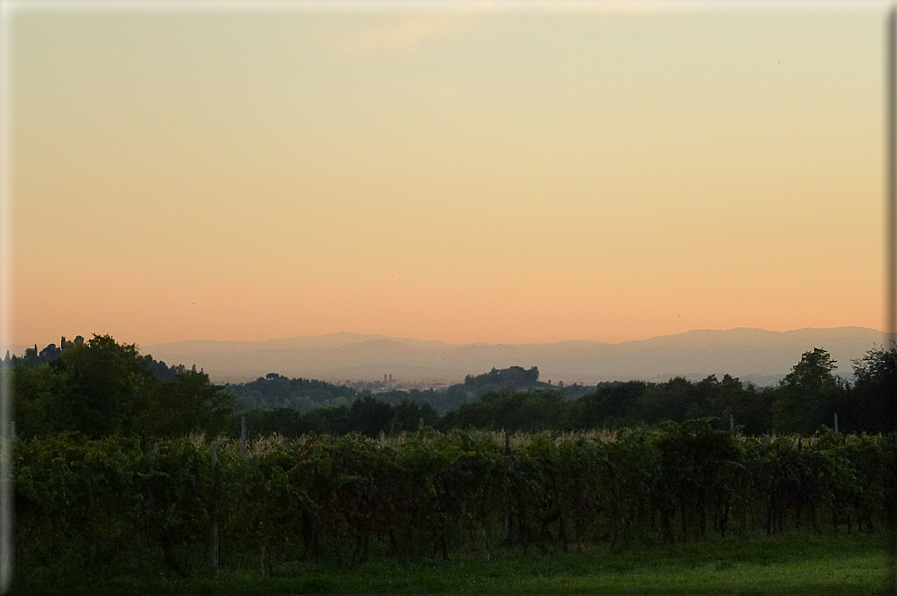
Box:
left=13, top=531, right=891, bottom=596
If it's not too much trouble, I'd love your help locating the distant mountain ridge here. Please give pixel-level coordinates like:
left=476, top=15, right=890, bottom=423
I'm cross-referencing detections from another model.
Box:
left=143, top=327, right=887, bottom=386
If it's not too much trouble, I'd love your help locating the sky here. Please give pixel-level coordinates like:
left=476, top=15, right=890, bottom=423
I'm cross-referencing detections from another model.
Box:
left=2, top=0, right=891, bottom=349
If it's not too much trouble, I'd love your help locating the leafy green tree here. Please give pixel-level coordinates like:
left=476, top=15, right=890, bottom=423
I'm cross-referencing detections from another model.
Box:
left=145, top=369, right=234, bottom=437
left=637, top=377, right=693, bottom=424
left=302, top=404, right=350, bottom=435
left=50, top=335, right=154, bottom=437
left=692, top=374, right=773, bottom=433
left=729, top=382, right=776, bottom=435
left=12, top=364, right=70, bottom=437
left=566, top=381, right=649, bottom=429
left=441, top=389, right=565, bottom=432
left=13, top=334, right=233, bottom=438
left=346, top=396, right=395, bottom=437
left=392, top=400, right=438, bottom=431
left=850, top=342, right=897, bottom=433
left=773, top=347, right=839, bottom=434
left=506, top=391, right=565, bottom=431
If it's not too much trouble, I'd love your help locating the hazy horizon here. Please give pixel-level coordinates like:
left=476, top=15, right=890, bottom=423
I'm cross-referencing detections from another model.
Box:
left=5, top=2, right=889, bottom=351
left=142, top=325, right=891, bottom=386
left=4, top=323, right=886, bottom=355
left=149, top=323, right=888, bottom=349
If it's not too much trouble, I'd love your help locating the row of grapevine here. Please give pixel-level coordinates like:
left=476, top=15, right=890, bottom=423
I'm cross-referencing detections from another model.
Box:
left=13, top=422, right=897, bottom=584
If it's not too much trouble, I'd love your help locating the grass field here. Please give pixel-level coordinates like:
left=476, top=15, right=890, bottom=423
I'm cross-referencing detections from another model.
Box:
left=14, top=531, right=892, bottom=596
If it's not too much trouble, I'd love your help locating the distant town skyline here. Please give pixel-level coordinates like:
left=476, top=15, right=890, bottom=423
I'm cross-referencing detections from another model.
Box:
left=4, top=2, right=889, bottom=350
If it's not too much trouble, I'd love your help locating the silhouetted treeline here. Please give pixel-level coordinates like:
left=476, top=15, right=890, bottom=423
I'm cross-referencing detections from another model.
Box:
left=233, top=397, right=439, bottom=439
left=231, top=345, right=897, bottom=438
left=227, top=373, right=359, bottom=411
left=10, top=336, right=897, bottom=439
left=226, top=365, right=577, bottom=415
left=464, top=365, right=541, bottom=390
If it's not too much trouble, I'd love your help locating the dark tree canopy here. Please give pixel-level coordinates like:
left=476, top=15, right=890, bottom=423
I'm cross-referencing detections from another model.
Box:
left=13, top=336, right=896, bottom=439
left=849, top=343, right=897, bottom=433
left=772, top=348, right=841, bottom=434
left=464, top=366, right=540, bottom=390
left=13, top=335, right=233, bottom=439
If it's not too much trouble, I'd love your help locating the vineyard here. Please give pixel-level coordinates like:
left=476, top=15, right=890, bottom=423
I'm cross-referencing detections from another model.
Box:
left=13, top=421, right=897, bottom=587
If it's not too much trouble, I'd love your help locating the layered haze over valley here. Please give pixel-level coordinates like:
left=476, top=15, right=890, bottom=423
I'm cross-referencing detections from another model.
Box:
left=141, top=327, right=883, bottom=386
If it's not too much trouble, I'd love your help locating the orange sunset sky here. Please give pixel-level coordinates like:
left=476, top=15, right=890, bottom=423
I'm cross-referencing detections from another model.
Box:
left=2, top=1, right=890, bottom=350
